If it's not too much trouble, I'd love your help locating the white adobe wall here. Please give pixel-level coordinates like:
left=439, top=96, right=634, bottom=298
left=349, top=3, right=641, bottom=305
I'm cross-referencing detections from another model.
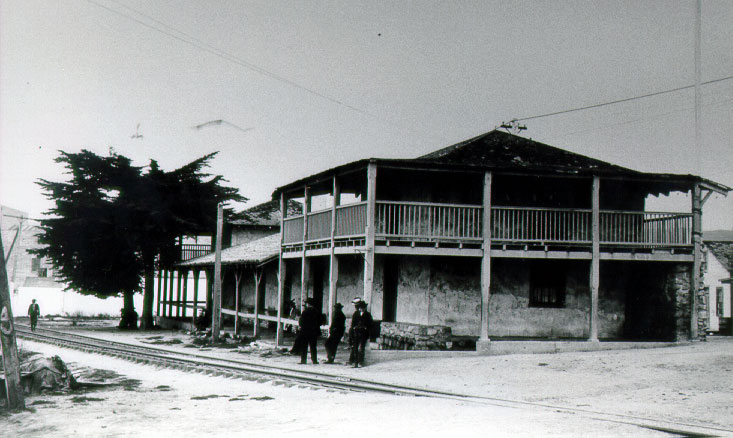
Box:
left=703, top=249, right=732, bottom=332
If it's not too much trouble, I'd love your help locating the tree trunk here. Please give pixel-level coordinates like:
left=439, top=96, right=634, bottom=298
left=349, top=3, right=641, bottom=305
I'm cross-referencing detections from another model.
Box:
left=120, top=289, right=137, bottom=329
left=140, top=253, right=155, bottom=330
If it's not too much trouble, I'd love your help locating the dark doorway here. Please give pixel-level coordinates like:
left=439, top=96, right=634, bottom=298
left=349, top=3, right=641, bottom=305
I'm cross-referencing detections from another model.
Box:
left=383, top=256, right=399, bottom=322
left=256, top=269, right=266, bottom=312
left=311, top=258, right=326, bottom=315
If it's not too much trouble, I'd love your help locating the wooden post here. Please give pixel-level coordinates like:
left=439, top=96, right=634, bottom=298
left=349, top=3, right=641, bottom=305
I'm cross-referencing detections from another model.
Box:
left=234, top=267, right=242, bottom=335
left=480, top=171, right=492, bottom=341
left=691, top=183, right=702, bottom=340
left=589, top=176, right=600, bottom=342
left=253, top=268, right=262, bottom=338
left=301, top=186, right=310, bottom=310
left=276, top=192, right=286, bottom=346
left=156, top=268, right=162, bottom=318
left=175, top=268, right=183, bottom=318
left=328, top=176, right=340, bottom=326
left=192, top=269, right=200, bottom=327
left=181, top=269, right=188, bottom=318
left=167, top=269, right=174, bottom=317
left=212, top=203, right=224, bottom=340
left=364, top=161, right=377, bottom=305
left=0, top=235, right=25, bottom=410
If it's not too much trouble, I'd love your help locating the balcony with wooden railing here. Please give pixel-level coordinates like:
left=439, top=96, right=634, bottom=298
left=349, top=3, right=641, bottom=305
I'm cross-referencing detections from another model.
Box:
left=281, top=200, right=693, bottom=253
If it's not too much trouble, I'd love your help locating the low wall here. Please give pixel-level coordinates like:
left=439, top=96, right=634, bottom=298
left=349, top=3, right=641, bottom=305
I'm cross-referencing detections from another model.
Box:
left=377, top=321, right=451, bottom=350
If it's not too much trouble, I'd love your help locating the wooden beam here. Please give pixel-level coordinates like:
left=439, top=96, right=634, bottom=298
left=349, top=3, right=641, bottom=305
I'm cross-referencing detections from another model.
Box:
left=0, top=235, right=24, bottom=410
left=181, top=269, right=188, bottom=318
left=233, top=268, right=242, bottom=335
left=301, top=185, right=310, bottom=310
left=167, top=269, right=174, bottom=318
left=192, top=269, right=200, bottom=327
left=480, top=171, right=492, bottom=341
left=253, top=268, right=262, bottom=338
left=363, top=161, right=377, bottom=305
left=376, top=246, right=483, bottom=257
left=589, top=176, right=600, bottom=342
left=156, top=269, right=162, bottom=318
left=276, top=192, right=286, bottom=346
left=691, top=183, right=702, bottom=339
left=491, top=250, right=592, bottom=260
left=212, top=203, right=224, bottom=340
left=328, top=176, right=340, bottom=327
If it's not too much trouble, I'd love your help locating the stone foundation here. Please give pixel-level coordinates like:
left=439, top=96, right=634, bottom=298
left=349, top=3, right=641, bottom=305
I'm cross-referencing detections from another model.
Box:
left=377, top=322, right=451, bottom=350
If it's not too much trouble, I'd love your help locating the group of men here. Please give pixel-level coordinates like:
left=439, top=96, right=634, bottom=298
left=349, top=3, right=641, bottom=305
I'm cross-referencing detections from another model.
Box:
left=295, top=296, right=373, bottom=368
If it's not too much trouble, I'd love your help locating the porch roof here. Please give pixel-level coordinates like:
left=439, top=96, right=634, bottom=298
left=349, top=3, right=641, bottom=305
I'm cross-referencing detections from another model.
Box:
left=272, top=130, right=730, bottom=198
left=230, top=199, right=302, bottom=227
left=178, top=233, right=279, bottom=268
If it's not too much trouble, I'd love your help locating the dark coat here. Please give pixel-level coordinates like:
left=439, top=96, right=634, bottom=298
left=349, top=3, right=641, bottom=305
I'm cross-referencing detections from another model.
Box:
left=350, top=309, right=373, bottom=340
left=299, top=306, right=322, bottom=338
left=329, top=308, right=346, bottom=339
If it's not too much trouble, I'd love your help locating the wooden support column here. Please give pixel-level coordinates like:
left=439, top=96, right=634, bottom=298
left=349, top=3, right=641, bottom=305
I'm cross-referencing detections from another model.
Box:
left=175, top=269, right=183, bottom=318
left=276, top=192, right=286, bottom=346
left=253, top=268, right=263, bottom=338
left=363, top=161, right=377, bottom=305
left=328, top=176, right=340, bottom=326
left=0, top=236, right=24, bottom=410
left=589, top=176, right=600, bottom=342
left=301, top=186, right=311, bottom=310
left=212, top=203, right=224, bottom=340
left=234, top=267, right=242, bottom=335
left=156, top=269, right=162, bottom=318
left=181, top=269, right=188, bottom=318
left=167, top=270, right=174, bottom=317
left=480, top=171, right=492, bottom=341
left=691, top=182, right=702, bottom=340
left=192, top=269, right=200, bottom=327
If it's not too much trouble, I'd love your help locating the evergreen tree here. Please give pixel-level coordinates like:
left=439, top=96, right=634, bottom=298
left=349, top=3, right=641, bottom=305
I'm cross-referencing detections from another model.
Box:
left=34, top=150, right=245, bottom=329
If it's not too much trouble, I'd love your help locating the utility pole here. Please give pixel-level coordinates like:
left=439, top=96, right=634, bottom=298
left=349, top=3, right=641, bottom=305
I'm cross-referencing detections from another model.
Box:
left=211, top=203, right=223, bottom=341
left=0, top=235, right=25, bottom=410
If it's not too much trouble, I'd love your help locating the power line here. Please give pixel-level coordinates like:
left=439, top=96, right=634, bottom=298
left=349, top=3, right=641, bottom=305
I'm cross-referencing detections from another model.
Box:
left=515, top=75, right=733, bottom=122
left=84, top=0, right=378, bottom=120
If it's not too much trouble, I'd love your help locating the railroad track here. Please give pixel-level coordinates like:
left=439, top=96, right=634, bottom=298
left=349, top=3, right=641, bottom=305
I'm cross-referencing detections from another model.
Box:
left=14, top=324, right=467, bottom=397
left=15, top=324, right=732, bottom=437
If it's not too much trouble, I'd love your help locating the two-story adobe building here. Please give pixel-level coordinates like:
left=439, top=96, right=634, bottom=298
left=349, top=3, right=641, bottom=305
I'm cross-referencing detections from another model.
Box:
left=271, top=130, right=729, bottom=349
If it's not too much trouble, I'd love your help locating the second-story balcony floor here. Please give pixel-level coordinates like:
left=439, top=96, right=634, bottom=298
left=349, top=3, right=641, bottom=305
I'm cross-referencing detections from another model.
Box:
left=281, top=201, right=694, bottom=262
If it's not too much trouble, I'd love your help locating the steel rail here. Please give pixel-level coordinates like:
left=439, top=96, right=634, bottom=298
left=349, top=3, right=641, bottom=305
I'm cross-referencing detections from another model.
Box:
left=15, top=324, right=731, bottom=436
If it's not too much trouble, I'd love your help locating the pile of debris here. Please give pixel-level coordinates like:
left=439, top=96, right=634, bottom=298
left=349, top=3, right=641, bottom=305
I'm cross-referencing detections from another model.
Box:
left=1, top=353, right=78, bottom=402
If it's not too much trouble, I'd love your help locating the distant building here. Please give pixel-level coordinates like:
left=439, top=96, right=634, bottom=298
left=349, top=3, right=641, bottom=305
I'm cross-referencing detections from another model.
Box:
left=703, top=231, right=733, bottom=335
left=1, top=206, right=60, bottom=291
left=1, top=205, right=142, bottom=317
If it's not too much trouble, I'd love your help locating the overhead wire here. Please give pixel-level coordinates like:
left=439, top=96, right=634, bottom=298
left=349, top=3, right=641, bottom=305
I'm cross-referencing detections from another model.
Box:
left=514, top=75, right=733, bottom=122
left=84, top=0, right=378, bottom=121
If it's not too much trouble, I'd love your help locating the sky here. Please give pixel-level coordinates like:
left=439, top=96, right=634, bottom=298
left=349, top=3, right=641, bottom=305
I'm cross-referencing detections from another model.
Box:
left=1, top=0, right=731, bottom=230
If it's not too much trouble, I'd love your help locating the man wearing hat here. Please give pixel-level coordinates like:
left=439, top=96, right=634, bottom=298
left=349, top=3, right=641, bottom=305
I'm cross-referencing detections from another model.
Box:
left=298, top=297, right=321, bottom=364
left=324, top=303, right=345, bottom=364
left=349, top=297, right=373, bottom=368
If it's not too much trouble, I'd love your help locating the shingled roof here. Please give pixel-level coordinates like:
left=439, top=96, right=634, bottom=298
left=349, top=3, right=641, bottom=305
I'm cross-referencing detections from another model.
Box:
left=179, top=233, right=279, bottom=267
left=273, top=129, right=730, bottom=197
left=417, top=130, right=637, bottom=175
left=230, top=199, right=302, bottom=227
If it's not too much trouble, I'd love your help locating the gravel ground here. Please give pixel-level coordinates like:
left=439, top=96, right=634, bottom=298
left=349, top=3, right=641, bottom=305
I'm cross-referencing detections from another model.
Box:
left=3, top=322, right=732, bottom=437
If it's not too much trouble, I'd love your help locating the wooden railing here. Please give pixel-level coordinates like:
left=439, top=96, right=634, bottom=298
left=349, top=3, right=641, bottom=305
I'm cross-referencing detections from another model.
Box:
left=600, top=211, right=692, bottom=245
left=180, top=244, right=212, bottom=261
left=282, top=201, right=692, bottom=248
left=283, top=216, right=304, bottom=244
left=376, top=201, right=483, bottom=240
left=335, top=202, right=367, bottom=237
left=492, top=207, right=592, bottom=243
left=306, top=209, right=332, bottom=242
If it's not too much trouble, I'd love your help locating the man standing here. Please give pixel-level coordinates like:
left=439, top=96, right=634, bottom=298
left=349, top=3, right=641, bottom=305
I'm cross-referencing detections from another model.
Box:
left=27, top=299, right=40, bottom=332
left=349, top=298, right=372, bottom=368
left=324, top=303, right=345, bottom=364
left=298, top=298, right=321, bottom=364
